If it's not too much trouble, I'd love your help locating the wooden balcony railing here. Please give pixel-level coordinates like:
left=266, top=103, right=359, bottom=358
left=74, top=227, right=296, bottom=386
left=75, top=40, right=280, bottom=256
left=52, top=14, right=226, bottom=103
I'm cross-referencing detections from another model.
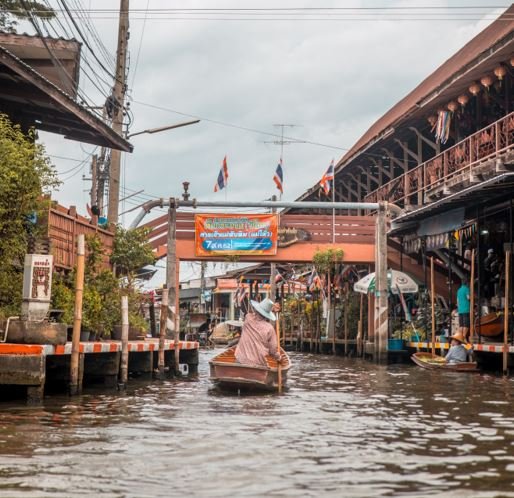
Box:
left=364, top=112, right=514, bottom=207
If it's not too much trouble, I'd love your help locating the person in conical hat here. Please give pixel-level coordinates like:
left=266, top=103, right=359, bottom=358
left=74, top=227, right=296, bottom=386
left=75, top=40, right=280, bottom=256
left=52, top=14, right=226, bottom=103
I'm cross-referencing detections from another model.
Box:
left=235, top=298, right=282, bottom=367
left=445, top=332, right=469, bottom=364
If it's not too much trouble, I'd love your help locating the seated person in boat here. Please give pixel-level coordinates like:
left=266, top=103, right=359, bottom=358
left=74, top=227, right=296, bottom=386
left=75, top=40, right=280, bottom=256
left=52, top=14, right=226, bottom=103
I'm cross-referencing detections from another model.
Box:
left=445, top=333, right=468, bottom=364
left=235, top=298, right=281, bottom=367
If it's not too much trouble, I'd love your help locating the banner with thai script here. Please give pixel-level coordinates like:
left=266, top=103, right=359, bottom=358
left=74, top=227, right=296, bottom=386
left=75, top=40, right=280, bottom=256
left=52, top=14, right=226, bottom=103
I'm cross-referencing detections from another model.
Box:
left=195, top=214, right=278, bottom=256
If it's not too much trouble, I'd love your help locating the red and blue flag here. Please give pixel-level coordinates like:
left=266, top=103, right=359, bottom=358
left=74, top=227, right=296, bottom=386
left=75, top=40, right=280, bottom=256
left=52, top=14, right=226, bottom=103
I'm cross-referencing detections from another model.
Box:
left=273, top=158, right=284, bottom=194
left=214, top=156, right=229, bottom=192
left=320, top=159, right=334, bottom=196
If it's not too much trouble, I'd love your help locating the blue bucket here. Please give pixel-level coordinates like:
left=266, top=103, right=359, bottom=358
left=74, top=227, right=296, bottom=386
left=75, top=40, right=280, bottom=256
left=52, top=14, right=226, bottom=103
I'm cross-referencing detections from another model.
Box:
left=388, top=338, right=404, bottom=350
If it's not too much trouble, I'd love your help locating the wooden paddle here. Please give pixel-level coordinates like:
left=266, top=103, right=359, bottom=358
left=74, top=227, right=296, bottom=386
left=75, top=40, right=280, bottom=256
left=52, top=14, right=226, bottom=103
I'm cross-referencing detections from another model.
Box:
left=276, top=312, right=282, bottom=393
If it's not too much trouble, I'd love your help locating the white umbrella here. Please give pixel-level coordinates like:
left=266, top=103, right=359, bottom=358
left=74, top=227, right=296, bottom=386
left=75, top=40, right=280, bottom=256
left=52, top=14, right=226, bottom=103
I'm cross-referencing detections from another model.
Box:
left=354, top=269, right=418, bottom=295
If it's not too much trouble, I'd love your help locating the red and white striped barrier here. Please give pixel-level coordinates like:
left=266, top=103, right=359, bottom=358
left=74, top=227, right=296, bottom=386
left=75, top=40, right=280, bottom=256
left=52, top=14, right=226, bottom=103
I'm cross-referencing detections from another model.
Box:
left=407, top=341, right=514, bottom=354
left=0, top=340, right=199, bottom=356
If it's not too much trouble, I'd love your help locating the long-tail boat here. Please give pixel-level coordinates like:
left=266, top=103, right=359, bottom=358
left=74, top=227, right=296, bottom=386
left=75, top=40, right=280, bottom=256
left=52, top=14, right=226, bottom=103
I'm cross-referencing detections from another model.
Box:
left=209, top=346, right=291, bottom=391
left=411, top=352, right=479, bottom=372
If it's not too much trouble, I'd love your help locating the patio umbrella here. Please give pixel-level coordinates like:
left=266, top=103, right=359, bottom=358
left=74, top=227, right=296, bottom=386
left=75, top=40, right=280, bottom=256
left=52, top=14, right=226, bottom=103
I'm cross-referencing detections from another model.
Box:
left=353, top=269, right=418, bottom=295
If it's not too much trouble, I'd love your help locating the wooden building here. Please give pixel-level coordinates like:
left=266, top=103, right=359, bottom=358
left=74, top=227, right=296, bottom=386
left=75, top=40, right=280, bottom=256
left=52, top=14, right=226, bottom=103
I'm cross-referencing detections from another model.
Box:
left=296, top=6, right=514, bottom=347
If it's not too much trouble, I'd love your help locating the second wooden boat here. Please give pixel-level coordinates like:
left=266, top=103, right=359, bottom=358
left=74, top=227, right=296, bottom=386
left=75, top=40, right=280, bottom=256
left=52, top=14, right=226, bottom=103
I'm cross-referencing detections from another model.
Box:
left=411, top=352, right=479, bottom=372
left=477, top=312, right=503, bottom=338
left=209, top=346, right=291, bottom=391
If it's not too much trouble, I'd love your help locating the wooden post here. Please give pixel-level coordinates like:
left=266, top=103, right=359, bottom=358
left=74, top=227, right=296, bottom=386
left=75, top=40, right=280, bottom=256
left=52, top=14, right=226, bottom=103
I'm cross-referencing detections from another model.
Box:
left=469, top=249, right=475, bottom=342
left=504, top=251, right=510, bottom=375
left=276, top=313, right=282, bottom=393
left=165, top=199, right=179, bottom=375
left=158, top=287, right=168, bottom=378
left=431, top=256, right=436, bottom=358
left=374, top=203, right=388, bottom=362
left=119, top=295, right=129, bottom=388
left=357, top=293, right=364, bottom=356
left=174, top=258, right=180, bottom=374
left=344, top=283, right=349, bottom=355
left=69, top=234, right=85, bottom=395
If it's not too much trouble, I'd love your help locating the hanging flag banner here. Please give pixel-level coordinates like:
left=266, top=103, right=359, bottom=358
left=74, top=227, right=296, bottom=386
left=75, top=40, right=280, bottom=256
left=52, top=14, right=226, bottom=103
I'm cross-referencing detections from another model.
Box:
left=195, top=214, right=278, bottom=256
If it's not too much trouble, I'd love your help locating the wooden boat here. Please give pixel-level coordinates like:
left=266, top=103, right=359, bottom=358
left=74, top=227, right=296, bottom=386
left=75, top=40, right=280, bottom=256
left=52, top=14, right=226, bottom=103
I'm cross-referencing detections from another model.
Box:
left=476, top=312, right=503, bottom=338
left=411, top=352, right=479, bottom=372
left=209, top=346, right=291, bottom=391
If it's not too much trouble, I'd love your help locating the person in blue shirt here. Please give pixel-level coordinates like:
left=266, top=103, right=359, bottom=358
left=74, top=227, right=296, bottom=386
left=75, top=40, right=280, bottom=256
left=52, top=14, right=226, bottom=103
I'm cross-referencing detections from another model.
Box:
left=445, top=333, right=469, bottom=363
left=456, top=278, right=471, bottom=342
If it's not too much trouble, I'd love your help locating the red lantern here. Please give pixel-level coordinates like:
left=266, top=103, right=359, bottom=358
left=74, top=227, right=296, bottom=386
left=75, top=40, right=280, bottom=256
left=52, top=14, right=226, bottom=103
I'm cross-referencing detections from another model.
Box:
left=480, top=75, right=494, bottom=90
left=447, top=101, right=458, bottom=113
left=494, top=65, right=507, bottom=81
left=469, top=83, right=481, bottom=96
left=457, top=94, right=469, bottom=107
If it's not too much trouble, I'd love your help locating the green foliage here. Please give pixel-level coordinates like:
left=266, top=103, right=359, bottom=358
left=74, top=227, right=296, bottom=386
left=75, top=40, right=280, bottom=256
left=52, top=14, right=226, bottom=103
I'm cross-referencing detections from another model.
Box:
left=52, top=233, right=152, bottom=338
left=0, top=0, right=55, bottom=32
left=0, top=113, right=59, bottom=318
left=313, top=247, right=344, bottom=274
left=111, top=226, right=155, bottom=288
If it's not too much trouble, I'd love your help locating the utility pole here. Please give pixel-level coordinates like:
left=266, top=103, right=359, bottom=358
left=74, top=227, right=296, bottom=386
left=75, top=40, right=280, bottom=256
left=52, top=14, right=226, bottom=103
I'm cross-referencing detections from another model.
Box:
left=90, top=154, right=98, bottom=224
left=200, top=261, right=207, bottom=312
left=107, top=0, right=129, bottom=225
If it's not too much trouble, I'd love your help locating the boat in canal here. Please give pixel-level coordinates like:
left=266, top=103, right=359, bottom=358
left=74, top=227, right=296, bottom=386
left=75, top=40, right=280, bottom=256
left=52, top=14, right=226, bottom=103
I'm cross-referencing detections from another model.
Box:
left=411, top=352, right=479, bottom=372
left=209, top=346, right=291, bottom=391
left=477, top=312, right=503, bottom=338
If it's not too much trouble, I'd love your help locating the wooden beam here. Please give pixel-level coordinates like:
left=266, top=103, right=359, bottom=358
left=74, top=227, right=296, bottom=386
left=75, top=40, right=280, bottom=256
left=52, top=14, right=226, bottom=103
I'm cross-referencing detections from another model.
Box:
left=382, top=147, right=407, bottom=173
left=394, top=139, right=420, bottom=164
left=409, top=126, right=440, bottom=155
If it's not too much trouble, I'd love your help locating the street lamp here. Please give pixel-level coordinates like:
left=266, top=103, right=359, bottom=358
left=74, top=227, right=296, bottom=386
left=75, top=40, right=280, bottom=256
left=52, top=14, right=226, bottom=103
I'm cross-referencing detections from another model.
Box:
left=127, top=119, right=201, bottom=139
left=107, top=119, right=200, bottom=224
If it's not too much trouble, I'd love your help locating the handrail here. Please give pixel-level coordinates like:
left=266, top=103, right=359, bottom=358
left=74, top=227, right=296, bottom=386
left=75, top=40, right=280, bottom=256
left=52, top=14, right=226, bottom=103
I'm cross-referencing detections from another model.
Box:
left=364, top=112, right=514, bottom=206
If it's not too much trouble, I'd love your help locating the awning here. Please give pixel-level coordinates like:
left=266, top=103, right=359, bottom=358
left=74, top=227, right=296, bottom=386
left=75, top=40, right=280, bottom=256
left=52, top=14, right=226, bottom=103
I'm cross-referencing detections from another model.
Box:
left=391, top=172, right=514, bottom=235
left=0, top=45, right=132, bottom=152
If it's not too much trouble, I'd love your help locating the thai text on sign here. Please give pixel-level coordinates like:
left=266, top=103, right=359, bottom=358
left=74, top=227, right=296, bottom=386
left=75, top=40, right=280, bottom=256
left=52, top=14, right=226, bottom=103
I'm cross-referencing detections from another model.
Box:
left=195, top=214, right=278, bottom=256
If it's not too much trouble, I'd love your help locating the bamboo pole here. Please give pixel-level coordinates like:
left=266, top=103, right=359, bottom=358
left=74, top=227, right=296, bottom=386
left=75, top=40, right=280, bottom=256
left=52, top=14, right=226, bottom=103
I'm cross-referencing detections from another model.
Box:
left=69, top=234, right=85, bottom=395
left=430, top=256, right=436, bottom=358
left=503, top=251, right=510, bottom=375
left=119, top=295, right=129, bottom=388
left=276, top=312, right=282, bottom=393
left=158, top=287, right=169, bottom=378
left=469, top=249, right=475, bottom=343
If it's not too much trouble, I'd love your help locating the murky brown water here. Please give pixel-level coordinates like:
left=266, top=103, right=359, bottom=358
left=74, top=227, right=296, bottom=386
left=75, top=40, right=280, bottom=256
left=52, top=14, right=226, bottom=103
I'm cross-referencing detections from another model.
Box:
left=0, top=350, right=513, bottom=497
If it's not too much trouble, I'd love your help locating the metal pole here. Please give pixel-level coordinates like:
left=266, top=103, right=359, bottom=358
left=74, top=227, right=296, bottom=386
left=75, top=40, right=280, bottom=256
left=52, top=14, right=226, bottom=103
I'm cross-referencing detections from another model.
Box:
left=69, top=234, right=85, bottom=395
left=119, top=295, right=129, bottom=388
left=270, top=195, right=277, bottom=300
left=158, top=287, right=168, bottom=378
left=332, top=178, right=336, bottom=243
left=470, top=249, right=475, bottom=343
left=129, top=199, right=401, bottom=228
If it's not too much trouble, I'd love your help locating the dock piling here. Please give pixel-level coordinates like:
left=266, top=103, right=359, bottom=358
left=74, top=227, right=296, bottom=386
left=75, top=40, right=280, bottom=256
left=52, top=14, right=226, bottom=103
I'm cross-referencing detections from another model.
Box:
left=119, top=295, right=129, bottom=389
left=69, top=234, right=85, bottom=396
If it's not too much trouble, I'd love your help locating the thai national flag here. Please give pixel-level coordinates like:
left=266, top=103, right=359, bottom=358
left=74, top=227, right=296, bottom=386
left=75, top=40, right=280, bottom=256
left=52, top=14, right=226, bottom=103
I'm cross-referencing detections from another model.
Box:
left=273, top=159, right=284, bottom=194
left=214, top=156, right=229, bottom=192
left=320, top=159, right=335, bottom=196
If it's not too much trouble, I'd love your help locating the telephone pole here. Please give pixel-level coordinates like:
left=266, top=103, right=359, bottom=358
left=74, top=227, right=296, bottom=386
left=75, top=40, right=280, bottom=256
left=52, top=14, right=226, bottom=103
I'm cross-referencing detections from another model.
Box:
left=107, top=0, right=129, bottom=225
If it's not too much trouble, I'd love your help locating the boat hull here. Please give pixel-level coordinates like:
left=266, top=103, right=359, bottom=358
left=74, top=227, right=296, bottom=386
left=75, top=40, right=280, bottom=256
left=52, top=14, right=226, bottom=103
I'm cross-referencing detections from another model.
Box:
left=477, top=313, right=503, bottom=338
left=209, top=347, right=291, bottom=391
left=411, top=352, right=479, bottom=372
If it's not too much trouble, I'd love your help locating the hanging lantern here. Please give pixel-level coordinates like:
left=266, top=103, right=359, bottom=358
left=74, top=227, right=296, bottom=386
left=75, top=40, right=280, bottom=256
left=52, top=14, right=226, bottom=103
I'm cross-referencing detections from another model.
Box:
left=457, top=94, right=469, bottom=107
left=480, top=75, right=494, bottom=90
left=447, top=101, right=458, bottom=113
left=427, top=115, right=437, bottom=126
left=469, top=82, right=481, bottom=96
left=494, top=65, right=507, bottom=81
left=511, top=57, right=514, bottom=67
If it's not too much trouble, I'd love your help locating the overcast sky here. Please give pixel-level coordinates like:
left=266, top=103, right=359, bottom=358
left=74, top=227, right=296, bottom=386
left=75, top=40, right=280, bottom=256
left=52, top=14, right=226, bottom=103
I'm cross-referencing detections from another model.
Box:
left=37, top=1, right=505, bottom=227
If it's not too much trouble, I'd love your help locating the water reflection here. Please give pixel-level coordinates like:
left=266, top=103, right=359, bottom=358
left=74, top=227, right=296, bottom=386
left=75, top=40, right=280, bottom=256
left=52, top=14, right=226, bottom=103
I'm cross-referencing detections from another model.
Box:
left=0, top=350, right=513, bottom=497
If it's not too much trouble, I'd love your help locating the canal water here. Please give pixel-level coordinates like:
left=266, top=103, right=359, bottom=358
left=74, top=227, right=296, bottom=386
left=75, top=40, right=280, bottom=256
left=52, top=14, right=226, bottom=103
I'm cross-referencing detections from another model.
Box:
left=0, top=350, right=513, bottom=498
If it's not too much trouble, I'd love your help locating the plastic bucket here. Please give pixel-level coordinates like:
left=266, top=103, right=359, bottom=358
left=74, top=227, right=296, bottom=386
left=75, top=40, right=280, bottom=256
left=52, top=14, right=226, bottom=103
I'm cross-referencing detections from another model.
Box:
left=388, top=338, right=404, bottom=350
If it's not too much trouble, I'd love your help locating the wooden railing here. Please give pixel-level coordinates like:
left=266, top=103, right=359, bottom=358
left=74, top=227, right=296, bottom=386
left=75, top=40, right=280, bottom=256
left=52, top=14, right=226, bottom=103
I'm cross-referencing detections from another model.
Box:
left=364, top=112, right=514, bottom=207
left=47, top=204, right=113, bottom=270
